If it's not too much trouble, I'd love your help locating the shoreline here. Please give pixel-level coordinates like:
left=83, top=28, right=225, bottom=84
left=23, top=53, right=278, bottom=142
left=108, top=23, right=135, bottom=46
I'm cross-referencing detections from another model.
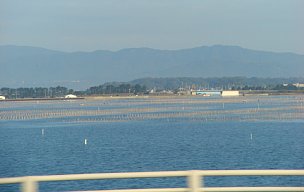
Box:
left=0, top=91, right=303, bottom=102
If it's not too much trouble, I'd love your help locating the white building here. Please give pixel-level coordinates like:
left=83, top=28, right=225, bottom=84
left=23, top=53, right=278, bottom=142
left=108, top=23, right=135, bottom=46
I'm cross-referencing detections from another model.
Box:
left=221, top=91, right=239, bottom=97
left=0, top=96, right=5, bottom=100
left=64, top=94, right=77, bottom=98
left=293, top=83, right=304, bottom=88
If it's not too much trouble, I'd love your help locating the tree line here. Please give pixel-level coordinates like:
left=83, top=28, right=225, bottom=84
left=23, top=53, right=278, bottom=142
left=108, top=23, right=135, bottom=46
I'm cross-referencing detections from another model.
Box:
left=1, top=80, right=303, bottom=99
left=0, top=84, right=147, bottom=99
left=87, top=83, right=147, bottom=95
left=131, top=77, right=304, bottom=90
left=0, top=86, right=73, bottom=99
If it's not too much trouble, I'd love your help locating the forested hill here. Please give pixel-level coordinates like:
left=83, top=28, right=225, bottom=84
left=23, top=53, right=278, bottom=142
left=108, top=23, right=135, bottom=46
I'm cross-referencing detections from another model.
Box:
left=130, top=77, right=304, bottom=90
left=1, top=45, right=304, bottom=89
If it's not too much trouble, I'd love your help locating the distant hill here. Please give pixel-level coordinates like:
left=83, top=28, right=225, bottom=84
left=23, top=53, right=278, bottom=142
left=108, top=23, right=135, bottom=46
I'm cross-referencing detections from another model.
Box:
left=1, top=45, right=303, bottom=89
left=130, top=77, right=304, bottom=90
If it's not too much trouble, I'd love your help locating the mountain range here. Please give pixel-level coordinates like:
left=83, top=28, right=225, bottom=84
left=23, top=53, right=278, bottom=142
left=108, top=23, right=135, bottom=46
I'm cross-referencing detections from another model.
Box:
left=1, top=45, right=303, bottom=89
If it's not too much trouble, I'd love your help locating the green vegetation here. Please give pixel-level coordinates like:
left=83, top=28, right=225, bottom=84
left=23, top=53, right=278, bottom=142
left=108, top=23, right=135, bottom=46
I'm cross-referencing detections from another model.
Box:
left=131, top=77, right=304, bottom=90
left=0, top=86, right=72, bottom=99
left=87, top=83, right=147, bottom=95
left=0, top=84, right=147, bottom=99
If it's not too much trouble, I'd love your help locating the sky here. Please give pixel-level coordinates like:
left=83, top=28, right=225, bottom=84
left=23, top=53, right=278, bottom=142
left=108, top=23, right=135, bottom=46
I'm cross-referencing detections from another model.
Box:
left=1, top=0, right=303, bottom=54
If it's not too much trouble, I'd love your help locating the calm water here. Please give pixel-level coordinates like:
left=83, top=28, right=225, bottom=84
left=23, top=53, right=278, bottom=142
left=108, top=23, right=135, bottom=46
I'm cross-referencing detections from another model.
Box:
left=0, top=97, right=303, bottom=191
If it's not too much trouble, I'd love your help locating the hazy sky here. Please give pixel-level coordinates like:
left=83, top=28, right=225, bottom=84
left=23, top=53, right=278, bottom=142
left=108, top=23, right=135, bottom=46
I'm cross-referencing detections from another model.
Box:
left=1, top=0, right=303, bottom=54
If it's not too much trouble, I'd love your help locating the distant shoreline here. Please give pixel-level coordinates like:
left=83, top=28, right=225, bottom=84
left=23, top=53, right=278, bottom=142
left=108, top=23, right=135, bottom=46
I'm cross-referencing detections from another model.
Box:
left=0, top=97, right=85, bottom=102
left=1, top=91, right=303, bottom=102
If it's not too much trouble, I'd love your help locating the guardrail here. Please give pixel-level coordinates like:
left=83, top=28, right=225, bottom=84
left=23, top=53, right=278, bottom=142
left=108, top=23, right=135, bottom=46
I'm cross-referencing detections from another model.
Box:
left=0, top=170, right=303, bottom=192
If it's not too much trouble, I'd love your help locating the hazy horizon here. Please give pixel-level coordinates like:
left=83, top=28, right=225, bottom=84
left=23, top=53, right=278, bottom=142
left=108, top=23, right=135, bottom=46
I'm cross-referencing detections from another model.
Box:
left=1, top=44, right=304, bottom=89
left=1, top=0, right=304, bottom=89
left=1, top=44, right=304, bottom=55
left=1, top=0, right=303, bottom=54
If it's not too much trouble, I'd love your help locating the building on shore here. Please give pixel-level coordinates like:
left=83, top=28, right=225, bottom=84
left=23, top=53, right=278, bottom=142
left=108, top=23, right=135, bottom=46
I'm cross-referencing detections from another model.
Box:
left=221, top=90, right=240, bottom=97
left=293, top=83, right=304, bottom=88
left=191, top=90, right=239, bottom=97
left=191, top=90, right=221, bottom=96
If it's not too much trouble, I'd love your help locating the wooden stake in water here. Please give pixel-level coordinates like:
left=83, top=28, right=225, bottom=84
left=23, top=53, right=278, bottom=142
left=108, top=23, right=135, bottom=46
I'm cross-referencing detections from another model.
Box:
left=84, top=139, right=88, bottom=145
left=41, top=129, right=44, bottom=136
left=250, top=133, right=253, bottom=140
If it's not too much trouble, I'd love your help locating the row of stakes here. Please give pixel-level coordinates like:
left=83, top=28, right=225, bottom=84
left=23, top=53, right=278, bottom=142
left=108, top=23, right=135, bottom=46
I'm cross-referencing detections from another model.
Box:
left=1, top=97, right=303, bottom=122
left=1, top=106, right=303, bottom=122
